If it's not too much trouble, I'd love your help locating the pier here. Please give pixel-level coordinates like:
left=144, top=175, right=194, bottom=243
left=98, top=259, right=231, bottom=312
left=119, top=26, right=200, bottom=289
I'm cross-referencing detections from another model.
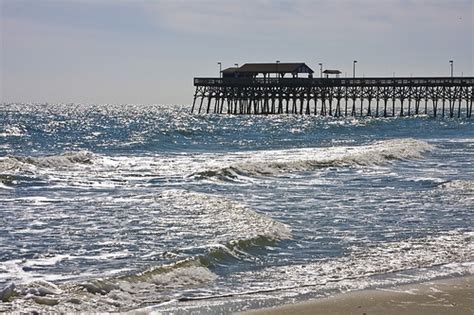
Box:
left=191, top=63, right=474, bottom=118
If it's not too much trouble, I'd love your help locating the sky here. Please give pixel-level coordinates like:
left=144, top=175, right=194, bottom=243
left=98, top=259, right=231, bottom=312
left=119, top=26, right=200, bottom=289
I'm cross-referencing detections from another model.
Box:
left=1, top=0, right=473, bottom=105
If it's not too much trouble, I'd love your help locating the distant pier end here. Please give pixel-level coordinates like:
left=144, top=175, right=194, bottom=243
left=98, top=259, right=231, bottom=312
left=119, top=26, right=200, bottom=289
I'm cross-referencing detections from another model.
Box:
left=191, top=62, right=474, bottom=118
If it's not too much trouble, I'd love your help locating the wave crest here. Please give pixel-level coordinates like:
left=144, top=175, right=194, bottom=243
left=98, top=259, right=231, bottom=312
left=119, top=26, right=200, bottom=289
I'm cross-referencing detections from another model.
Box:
left=1, top=190, right=291, bottom=312
left=0, top=151, right=94, bottom=172
left=194, top=139, right=433, bottom=180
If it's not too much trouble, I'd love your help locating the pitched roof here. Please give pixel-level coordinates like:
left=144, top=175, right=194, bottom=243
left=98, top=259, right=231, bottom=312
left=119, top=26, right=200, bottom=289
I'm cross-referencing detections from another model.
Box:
left=222, top=67, right=239, bottom=73
left=237, top=63, right=314, bottom=74
left=323, top=69, right=342, bottom=74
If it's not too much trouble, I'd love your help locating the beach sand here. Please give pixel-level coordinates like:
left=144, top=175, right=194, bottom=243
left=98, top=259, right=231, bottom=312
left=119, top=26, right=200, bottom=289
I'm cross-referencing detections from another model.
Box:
left=240, top=276, right=474, bottom=315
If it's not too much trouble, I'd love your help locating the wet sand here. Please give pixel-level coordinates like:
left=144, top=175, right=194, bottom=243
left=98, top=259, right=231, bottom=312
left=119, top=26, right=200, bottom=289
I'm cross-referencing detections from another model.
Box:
left=240, top=276, right=474, bottom=315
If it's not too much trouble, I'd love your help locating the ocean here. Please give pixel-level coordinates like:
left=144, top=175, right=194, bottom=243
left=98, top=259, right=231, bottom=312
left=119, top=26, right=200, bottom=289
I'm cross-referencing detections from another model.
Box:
left=0, top=103, right=472, bottom=313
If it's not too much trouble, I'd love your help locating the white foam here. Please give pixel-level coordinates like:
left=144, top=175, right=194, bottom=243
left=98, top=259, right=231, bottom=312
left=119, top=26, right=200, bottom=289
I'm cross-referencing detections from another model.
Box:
left=0, top=182, right=13, bottom=190
left=158, top=190, right=292, bottom=243
left=218, top=231, right=474, bottom=301
left=439, top=180, right=474, bottom=191
left=0, top=151, right=95, bottom=173
left=0, top=255, right=73, bottom=284
left=0, top=258, right=219, bottom=312
left=23, top=254, right=72, bottom=268
left=0, top=125, right=25, bottom=137
left=147, top=265, right=217, bottom=288
left=195, top=138, right=434, bottom=179
left=15, top=196, right=59, bottom=204
left=3, top=138, right=431, bottom=189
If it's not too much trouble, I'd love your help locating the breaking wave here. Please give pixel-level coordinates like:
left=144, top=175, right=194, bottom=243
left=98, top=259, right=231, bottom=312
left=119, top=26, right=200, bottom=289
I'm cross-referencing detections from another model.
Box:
left=194, top=138, right=433, bottom=180
left=0, top=190, right=291, bottom=312
left=0, top=151, right=94, bottom=172
left=155, top=190, right=292, bottom=244
left=154, top=232, right=474, bottom=308
left=0, top=125, right=25, bottom=137
left=0, top=151, right=95, bottom=187
left=0, top=246, right=284, bottom=313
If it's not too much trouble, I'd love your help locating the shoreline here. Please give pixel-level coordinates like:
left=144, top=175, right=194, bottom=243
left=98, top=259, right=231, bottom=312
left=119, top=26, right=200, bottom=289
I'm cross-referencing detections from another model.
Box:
left=239, top=275, right=474, bottom=315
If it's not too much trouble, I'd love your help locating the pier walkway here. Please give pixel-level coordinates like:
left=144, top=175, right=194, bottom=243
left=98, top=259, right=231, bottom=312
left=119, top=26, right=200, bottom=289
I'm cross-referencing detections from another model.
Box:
left=192, top=74, right=473, bottom=118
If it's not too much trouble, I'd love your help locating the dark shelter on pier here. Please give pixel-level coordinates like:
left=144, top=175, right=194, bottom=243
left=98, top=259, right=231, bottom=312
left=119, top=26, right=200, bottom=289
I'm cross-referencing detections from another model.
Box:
left=192, top=61, right=474, bottom=118
left=323, top=69, right=342, bottom=78
left=223, top=63, right=314, bottom=78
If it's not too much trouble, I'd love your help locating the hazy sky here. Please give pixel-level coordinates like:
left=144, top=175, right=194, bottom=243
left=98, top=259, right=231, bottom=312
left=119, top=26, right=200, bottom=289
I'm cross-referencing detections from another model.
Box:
left=1, top=0, right=473, bottom=105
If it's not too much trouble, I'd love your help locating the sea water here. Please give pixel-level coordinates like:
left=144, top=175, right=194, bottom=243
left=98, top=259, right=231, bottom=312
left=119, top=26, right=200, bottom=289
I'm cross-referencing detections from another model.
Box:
left=0, top=103, right=472, bottom=313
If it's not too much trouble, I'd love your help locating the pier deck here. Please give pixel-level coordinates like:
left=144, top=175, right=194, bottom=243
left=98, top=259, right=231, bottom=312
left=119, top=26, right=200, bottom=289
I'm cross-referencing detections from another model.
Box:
left=192, top=77, right=474, bottom=118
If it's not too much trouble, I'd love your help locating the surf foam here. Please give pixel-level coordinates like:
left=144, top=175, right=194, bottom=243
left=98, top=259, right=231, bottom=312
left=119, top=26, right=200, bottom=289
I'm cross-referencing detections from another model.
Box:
left=0, top=151, right=95, bottom=178
left=194, top=138, right=434, bottom=180
left=0, top=190, right=291, bottom=313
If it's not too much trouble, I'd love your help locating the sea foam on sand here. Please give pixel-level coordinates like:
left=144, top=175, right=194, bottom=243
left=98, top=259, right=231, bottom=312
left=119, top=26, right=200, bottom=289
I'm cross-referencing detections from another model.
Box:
left=240, top=276, right=474, bottom=315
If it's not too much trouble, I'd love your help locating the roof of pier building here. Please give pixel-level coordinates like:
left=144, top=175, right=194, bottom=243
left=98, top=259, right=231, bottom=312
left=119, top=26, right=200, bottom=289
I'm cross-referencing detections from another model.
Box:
left=222, top=67, right=239, bottom=74
left=323, top=69, right=342, bottom=74
left=222, top=63, right=314, bottom=77
left=238, top=63, right=314, bottom=74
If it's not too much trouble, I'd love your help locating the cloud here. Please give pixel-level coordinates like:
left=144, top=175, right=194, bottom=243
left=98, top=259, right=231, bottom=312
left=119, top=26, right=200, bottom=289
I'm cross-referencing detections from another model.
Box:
left=143, top=0, right=472, bottom=42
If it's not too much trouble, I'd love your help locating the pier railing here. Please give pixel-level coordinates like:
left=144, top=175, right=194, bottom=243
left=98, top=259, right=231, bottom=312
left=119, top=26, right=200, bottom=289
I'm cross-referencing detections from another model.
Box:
left=194, top=77, right=474, bottom=87
left=191, top=76, right=474, bottom=118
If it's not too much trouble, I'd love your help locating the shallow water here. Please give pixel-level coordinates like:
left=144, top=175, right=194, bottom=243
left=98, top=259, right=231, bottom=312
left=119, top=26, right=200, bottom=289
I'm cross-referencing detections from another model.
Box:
left=0, top=103, right=472, bottom=313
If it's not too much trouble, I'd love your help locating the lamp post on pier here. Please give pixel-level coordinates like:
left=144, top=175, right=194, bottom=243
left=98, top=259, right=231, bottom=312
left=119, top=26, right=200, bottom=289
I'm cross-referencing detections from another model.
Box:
left=318, top=63, right=323, bottom=78
left=353, top=60, right=357, bottom=78
left=276, top=60, right=280, bottom=80
left=217, top=62, right=222, bottom=78
left=234, top=63, right=238, bottom=68
left=449, top=60, right=453, bottom=78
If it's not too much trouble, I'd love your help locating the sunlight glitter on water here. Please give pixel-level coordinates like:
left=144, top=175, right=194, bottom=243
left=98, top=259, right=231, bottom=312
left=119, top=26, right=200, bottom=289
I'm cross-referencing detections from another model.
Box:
left=0, top=103, right=472, bottom=313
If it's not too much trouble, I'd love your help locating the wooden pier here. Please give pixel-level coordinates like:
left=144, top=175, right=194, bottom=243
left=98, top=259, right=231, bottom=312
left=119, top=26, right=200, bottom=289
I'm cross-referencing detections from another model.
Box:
left=191, top=63, right=474, bottom=118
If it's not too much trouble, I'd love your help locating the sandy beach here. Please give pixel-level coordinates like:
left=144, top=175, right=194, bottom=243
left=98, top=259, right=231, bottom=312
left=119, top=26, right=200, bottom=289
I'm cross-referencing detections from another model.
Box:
left=240, top=276, right=474, bottom=315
